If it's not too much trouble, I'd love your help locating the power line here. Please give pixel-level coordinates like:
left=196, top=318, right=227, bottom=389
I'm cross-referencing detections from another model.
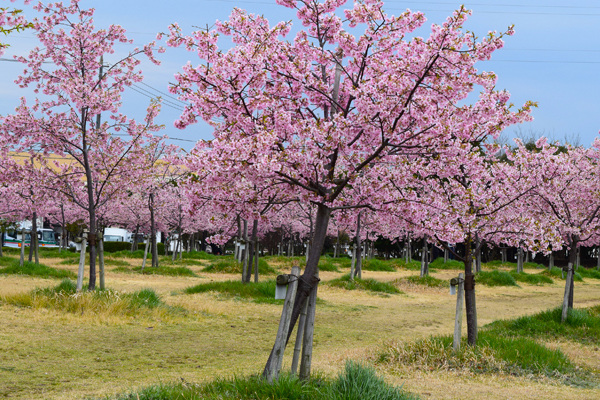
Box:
left=128, top=85, right=186, bottom=112
left=131, top=83, right=187, bottom=110
left=139, top=81, right=188, bottom=105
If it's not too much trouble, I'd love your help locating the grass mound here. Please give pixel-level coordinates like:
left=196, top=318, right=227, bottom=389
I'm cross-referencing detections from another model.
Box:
left=377, top=332, right=572, bottom=379
left=112, top=265, right=197, bottom=277
left=106, top=361, right=417, bottom=400
left=2, top=282, right=184, bottom=318
left=326, top=274, right=401, bottom=295
left=486, top=306, right=600, bottom=344
left=184, top=280, right=280, bottom=304
left=0, top=259, right=75, bottom=279
left=403, top=275, right=448, bottom=288
left=429, top=257, right=464, bottom=270
left=377, top=305, right=600, bottom=386
left=524, top=261, right=546, bottom=269
left=476, top=270, right=518, bottom=287
left=109, top=250, right=147, bottom=259
left=510, top=270, right=554, bottom=285
left=37, top=248, right=77, bottom=258
left=542, top=267, right=584, bottom=282
left=203, top=257, right=276, bottom=275
left=182, top=251, right=217, bottom=260
left=362, top=258, right=396, bottom=272
left=577, top=267, right=600, bottom=280
left=484, top=260, right=516, bottom=269
left=393, top=259, right=422, bottom=271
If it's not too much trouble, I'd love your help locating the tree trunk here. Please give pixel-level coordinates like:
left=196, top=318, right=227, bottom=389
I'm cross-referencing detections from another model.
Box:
left=19, top=228, right=25, bottom=267
left=562, top=237, right=578, bottom=322
left=131, top=225, right=140, bottom=252
left=420, top=235, right=429, bottom=277
left=98, top=234, right=105, bottom=290
left=354, top=212, right=362, bottom=279
left=32, top=212, right=39, bottom=265
left=149, top=193, right=159, bottom=268
left=463, top=234, right=477, bottom=346
left=549, top=252, right=554, bottom=270
left=141, top=239, right=150, bottom=272
left=517, top=247, right=524, bottom=273
left=77, top=236, right=87, bottom=292
left=263, top=203, right=330, bottom=376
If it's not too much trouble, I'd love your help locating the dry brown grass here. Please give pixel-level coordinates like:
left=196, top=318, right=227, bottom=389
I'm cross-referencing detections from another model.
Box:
left=0, top=255, right=599, bottom=399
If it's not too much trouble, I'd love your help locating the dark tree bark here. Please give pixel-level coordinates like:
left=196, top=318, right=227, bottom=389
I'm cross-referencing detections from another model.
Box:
left=263, top=203, right=331, bottom=375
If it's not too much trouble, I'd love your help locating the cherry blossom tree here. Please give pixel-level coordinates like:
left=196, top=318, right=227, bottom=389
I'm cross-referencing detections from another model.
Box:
left=0, top=1, right=31, bottom=56
left=517, top=139, right=600, bottom=322
left=166, top=0, right=534, bottom=372
left=1, top=0, right=163, bottom=290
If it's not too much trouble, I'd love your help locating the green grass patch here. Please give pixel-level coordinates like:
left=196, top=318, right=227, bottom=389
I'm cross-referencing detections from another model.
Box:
left=182, top=251, right=217, bottom=261
left=541, top=267, right=583, bottom=282
left=326, top=274, right=401, bottom=295
left=0, top=259, right=76, bottom=279
left=486, top=306, right=600, bottom=345
left=523, top=261, right=546, bottom=269
left=203, top=257, right=276, bottom=275
left=476, top=270, right=519, bottom=287
left=362, top=258, right=396, bottom=272
left=510, top=270, right=554, bottom=285
left=377, top=332, right=574, bottom=382
left=392, top=259, right=422, bottom=271
left=38, top=247, right=77, bottom=258
left=404, top=275, right=448, bottom=288
left=2, top=281, right=185, bottom=318
left=104, top=361, right=417, bottom=400
left=429, top=257, right=464, bottom=270
left=184, top=280, right=280, bottom=304
left=0, top=255, right=16, bottom=266
left=484, top=260, right=516, bottom=269
left=577, top=267, right=600, bottom=280
left=109, top=249, right=147, bottom=259
left=112, top=265, right=197, bottom=277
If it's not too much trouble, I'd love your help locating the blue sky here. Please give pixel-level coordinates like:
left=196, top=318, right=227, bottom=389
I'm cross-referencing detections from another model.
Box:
left=2, top=0, right=599, bottom=150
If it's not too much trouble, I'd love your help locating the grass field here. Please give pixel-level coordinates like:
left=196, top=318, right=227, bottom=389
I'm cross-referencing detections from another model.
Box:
left=1, top=251, right=599, bottom=399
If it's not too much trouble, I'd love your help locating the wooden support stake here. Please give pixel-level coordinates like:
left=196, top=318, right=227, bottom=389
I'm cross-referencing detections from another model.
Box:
left=561, top=263, right=573, bottom=323
left=299, top=270, right=319, bottom=380
left=19, top=229, right=25, bottom=267
left=264, top=266, right=300, bottom=383
left=453, top=273, right=465, bottom=352
left=291, top=298, right=309, bottom=375
left=77, top=237, right=87, bottom=292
